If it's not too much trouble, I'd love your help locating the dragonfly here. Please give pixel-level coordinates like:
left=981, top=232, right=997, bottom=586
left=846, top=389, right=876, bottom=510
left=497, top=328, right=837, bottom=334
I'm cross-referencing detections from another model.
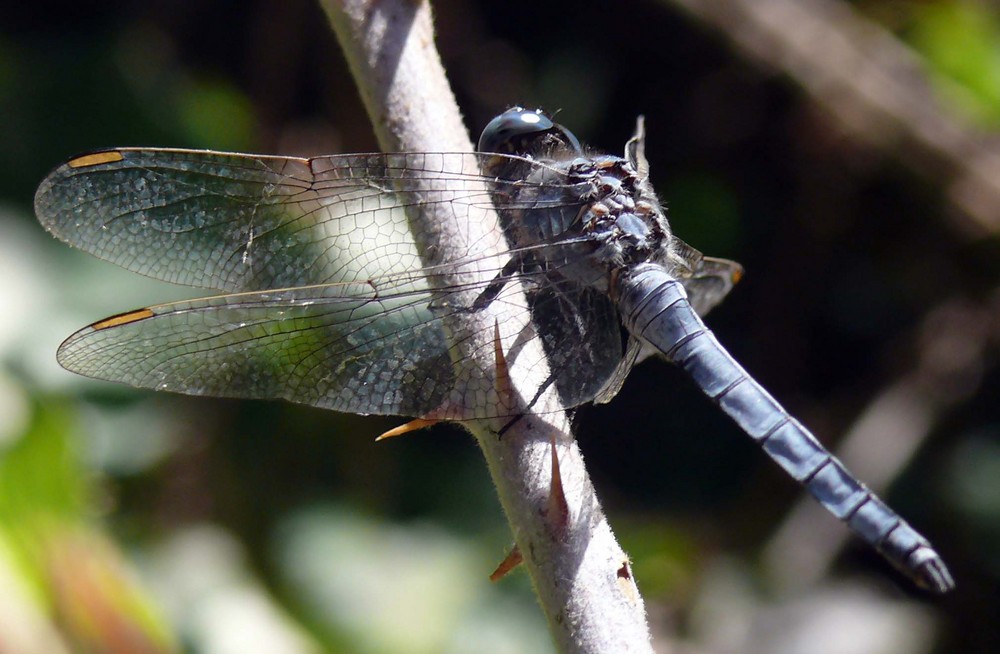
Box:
left=35, top=107, right=953, bottom=593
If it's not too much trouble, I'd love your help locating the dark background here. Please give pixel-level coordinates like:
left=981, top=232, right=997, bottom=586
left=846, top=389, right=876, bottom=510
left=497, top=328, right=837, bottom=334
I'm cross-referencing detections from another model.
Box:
left=1, top=1, right=997, bottom=652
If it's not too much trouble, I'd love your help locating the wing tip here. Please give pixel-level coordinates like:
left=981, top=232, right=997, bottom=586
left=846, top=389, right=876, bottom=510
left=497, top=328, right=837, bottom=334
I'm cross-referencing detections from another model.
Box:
left=35, top=149, right=127, bottom=222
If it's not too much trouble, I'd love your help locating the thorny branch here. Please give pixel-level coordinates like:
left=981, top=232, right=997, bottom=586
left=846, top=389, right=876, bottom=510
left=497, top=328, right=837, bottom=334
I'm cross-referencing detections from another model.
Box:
left=319, top=1, right=652, bottom=651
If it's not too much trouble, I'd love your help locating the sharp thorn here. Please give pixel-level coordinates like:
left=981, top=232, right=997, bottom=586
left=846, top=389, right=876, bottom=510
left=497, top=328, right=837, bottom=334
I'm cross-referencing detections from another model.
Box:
left=375, top=418, right=439, bottom=441
left=546, top=435, right=569, bottom=535
left=489, top=544, right=523, bottom=582
left=492, top=319, right=515, bottom=414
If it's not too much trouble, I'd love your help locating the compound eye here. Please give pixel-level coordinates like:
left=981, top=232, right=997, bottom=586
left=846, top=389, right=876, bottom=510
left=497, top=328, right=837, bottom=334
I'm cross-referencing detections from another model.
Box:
left=477, top=107, right=551, bottom=153
left=477, top=107, right=582, bottom=157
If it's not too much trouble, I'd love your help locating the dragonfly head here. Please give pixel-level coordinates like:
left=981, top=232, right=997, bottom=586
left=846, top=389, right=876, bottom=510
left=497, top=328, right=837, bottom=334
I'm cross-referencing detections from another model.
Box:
left=478, top=107, right=583, bottom=159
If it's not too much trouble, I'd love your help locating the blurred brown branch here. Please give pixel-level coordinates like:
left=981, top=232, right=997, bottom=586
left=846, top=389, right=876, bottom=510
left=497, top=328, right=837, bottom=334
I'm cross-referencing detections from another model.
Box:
left=667, top=0, right=1000, bottom=236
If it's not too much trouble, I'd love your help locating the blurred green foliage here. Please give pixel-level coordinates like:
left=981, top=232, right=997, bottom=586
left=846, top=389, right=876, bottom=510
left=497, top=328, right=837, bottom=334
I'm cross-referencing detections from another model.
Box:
left=0, top=402, right=176, bottom=653
left=908, top=0, right=1000, bottom=127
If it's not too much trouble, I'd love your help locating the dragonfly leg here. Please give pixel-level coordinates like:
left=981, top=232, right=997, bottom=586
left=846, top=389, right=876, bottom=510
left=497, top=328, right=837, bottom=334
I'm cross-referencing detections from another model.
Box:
left=472, top=253, right=527, bottom=311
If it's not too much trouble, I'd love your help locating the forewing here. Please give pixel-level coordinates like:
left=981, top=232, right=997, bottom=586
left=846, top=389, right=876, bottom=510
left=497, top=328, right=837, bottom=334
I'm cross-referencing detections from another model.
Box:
left=34, top=148, right=507, bottom=293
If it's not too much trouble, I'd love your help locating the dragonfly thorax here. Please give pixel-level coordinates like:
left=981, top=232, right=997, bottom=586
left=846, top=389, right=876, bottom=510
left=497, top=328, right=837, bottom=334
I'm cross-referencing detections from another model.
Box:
left=571, top=155, right=673, bottom=278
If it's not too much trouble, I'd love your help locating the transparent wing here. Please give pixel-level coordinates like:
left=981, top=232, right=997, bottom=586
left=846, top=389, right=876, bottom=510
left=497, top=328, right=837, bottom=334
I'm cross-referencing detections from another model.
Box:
left=34, top=148, right=516, bottom=292
left=521, top=276, right=622, bottom=407
left=57, top=276, right=502, bottom=418
left=671, top=239, right=743, bottom=316
left=37, top=148, right=626, bottom=416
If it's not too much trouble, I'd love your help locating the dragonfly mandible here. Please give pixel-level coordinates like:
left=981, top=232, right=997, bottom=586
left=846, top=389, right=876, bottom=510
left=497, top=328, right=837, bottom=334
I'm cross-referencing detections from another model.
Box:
left=34, top=107, right=954, bottom=593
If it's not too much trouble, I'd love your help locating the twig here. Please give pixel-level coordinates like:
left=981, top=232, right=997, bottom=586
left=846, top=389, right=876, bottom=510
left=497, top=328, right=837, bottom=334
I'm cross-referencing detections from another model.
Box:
left=318, top=1, right=652, bottom=650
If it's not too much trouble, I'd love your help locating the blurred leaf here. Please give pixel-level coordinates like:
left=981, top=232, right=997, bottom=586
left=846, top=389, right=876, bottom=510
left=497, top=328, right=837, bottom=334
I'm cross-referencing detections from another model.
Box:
left=617, top=516, right=702, bottom=599
left=144, top=525, right=323, bottom=654
left=176, top=76, right=257, bottom=151
left=275, top=506, right=552, bottom=654
left=0, top=403, right=89, bottom=529
left=46, top=526, right=176, bottom=654
left=908, top=1, right=1000, bottom=126
left=664, top=171, right=741, bottom=256
left=0, top=402, right=177, bottom=653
